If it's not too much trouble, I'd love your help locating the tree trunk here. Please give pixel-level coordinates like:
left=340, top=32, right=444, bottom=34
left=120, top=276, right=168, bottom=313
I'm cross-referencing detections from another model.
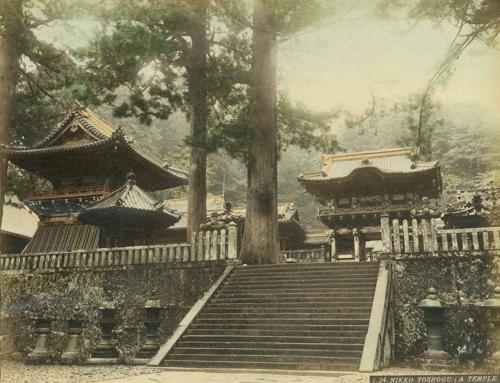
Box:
left=239, top=0, right=280, bottom=264
left=186, top=1, right=209, bottom=241
left=0, top=0, right=23, bottom=249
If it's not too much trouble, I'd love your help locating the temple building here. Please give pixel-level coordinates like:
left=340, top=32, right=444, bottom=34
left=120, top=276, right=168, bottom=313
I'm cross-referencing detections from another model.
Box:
left=297, top=147, right=442, bottom=260
left=1, top=106, right=187, bottom=252
left=1, top=194, right=39, bottom=253
left=442, top=187, right=499, bottom=228
left=163, top=195, right=304, bottom=250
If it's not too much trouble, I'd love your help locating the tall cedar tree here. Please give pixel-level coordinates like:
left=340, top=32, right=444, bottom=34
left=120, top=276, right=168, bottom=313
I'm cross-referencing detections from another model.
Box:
left=81, top=0, right=338, bottom=241
left=239, top=0, right=333, bottom=264
left=81, top=1, right=240, bottom=240
left=240, top=0, right=279, bottom=264
left=0, top=0, right=81, bottom=245
left=187, top=1, right=209, bottom=243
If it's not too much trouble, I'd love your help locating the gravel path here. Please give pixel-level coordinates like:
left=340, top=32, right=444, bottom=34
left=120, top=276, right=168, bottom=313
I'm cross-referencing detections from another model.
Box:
left=0, top=360, right=494, bottom=383
left=0, top=360, right=165, bottom=383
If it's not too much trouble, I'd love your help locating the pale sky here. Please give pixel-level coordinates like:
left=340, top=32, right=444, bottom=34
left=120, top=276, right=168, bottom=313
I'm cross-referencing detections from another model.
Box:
left=39, top=0, right=499, bottom=120
left=278, top=1, right=499, bottom=119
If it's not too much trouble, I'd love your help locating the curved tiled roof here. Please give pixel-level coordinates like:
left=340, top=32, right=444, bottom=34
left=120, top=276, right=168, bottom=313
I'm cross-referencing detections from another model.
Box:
left=298, top=147, right=439, bottom=182
left=1, top=106, right=188, bottom=189
left=79, top=175, right=180, bottom=228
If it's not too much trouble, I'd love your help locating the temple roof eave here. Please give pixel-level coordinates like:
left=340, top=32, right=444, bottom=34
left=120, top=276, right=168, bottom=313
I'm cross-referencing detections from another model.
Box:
left=297, top=165, right=442, bottom=199
left=1, top=135, right=188, bottom=190
left=78, top=177, right=181, bottom=228
left=298, top=162, right=440, bottom=183
left=78, top=206, right=181, bottom=228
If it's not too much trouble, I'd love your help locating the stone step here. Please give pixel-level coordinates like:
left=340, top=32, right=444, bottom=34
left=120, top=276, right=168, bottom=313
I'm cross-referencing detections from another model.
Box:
left=181, top=334, right=366, bottom=344
left=223, top=279, right=377, bottom=292
left=210, top=296, right=374, bottom=304
left=171, top=347, right=363, bottom=358
left=158, top=262, right=381, bottom=371
left=194, top=317, right=369, bottom=325
left=196, top=312, right=370, bottom=320
left=235, top=263, right=378, bottom=272
left=166, top=352, right=361, bottom=365
left=163, top=359, right=359, bottom=371
left=203, top=306, right=372, bottom=314
left=188, top=321, right=368, bottom=336
left=214, top=291, right=375, bottom=299
left=223, top=275, right=377, bottom=286
left=176, top=341, right=364, bottom=351
left=229, top=271, right=378, bottom=281
left=231, top=270, right=379, bottom=279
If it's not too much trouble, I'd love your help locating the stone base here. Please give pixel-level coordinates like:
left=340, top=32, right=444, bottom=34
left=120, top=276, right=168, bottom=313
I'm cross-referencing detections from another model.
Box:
left=423, top=350, right=452, bottom=359
left=484, top=355, right=500, bottom=372
left=86, top=357, right=120, bottom=364
left=60, top=351, right=80, bottom=363
left=414, top=353, right=456, bottom=371
left=129, top=358, right=149, bottom=365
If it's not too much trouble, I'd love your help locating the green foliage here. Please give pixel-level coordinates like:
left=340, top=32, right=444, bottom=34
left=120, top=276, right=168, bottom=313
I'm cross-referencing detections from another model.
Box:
left=393, top=254, right=496, bottom=366
left=444, top=305, right=494, bottom=366
left=0, top=0, right=87, bottom=145
left=277, top=94, right=339, bottom=154
left=0, top=265, right=225, bottom=362
left=378, top=0, right=500, bottom=45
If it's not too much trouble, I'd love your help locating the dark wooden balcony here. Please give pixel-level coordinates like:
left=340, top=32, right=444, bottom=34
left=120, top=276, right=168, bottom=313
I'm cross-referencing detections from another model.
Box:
left=28, top=185, right=110, bottom=201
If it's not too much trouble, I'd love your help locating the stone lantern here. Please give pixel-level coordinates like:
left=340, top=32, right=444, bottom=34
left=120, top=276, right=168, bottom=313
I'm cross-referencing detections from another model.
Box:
left=61, top=319, right=83, bottom=362
left=91, top=305, right=119, bottom=359
left=27, top=318, right=51, bottom=362
left=482, top=285, right=500, bottom=361
left=418, top=287, right=449, bottom=359
left=137, top=295, right=165, bottom=358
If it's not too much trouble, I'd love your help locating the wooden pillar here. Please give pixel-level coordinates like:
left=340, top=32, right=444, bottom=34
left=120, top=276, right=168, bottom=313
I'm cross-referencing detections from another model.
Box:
left=329, top=230, right=336, bottom=262
left=380, top=214, right=392, bottom=254
left=353, top=228, right=360, bottom=261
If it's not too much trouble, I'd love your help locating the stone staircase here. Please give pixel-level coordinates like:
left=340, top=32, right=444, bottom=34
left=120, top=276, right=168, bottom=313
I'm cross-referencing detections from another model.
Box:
left=161, top=262, right=380, bottom=371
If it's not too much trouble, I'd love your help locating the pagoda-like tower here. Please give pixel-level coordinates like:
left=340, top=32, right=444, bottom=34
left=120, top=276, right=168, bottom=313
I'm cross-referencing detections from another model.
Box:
left=1, top=106, right=187, bottom=252
left=297, top=147, right=442, bottom=260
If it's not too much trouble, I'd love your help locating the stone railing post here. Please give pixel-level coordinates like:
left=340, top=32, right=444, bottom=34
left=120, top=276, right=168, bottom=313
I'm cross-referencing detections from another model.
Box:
left=353, top=228, right=360, bottom=261
left=380, top=214, right=392, bottom=254
left=418, top=287, right=449, bottom=360
left=27, top=318, right=51, bottom=362
left=329, top=230, right=336, bottom=262
left=227, top=222, right=237, bottom=259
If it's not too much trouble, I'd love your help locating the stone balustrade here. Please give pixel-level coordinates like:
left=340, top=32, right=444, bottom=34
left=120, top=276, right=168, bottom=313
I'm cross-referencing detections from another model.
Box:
left=381, top=215, right=500, bottom=255
left=0, top=225, right=238, bottom=272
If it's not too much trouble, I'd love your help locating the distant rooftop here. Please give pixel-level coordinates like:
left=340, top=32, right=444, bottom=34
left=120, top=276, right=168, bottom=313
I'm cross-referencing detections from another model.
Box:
left=163, top=196, right=300, bottom=230
left=300, top=147, right=439, bottom=181
left=1, top=194, right=39, bottom=239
